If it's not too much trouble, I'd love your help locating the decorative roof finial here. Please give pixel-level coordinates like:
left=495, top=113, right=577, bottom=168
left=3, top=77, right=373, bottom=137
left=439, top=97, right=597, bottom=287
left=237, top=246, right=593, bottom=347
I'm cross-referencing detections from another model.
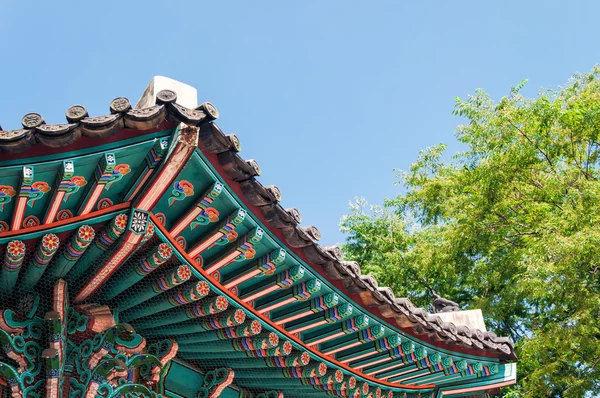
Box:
left=432, top=291, right=460, bottom=313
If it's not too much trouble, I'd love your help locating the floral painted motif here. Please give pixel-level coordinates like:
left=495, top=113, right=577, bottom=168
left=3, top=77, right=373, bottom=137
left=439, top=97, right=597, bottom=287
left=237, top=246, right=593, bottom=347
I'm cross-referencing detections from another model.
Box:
left=78, top=225, right=95, bottom=242
left=282, top=341, right=293, bottom=355
left=168, top=180, right=194, bottom=206
left=348, top=376, right=357, bottom=389
left=197, top=281, right=210, bottom=297
left=362, top=382, right=369, bottom=395
left=104, top=164, right=131, bottom=191
left=234, top=309, right=246, bottom=324
left=130, top=211, right=149, bottom=235
left=0, top=185, right=16, bottom=212
left=268, top=332, right=279, bottom=347
left=157, top=243, right=173, bottom=260
left=250, top=320, right=262, bottom=335
left=177, top=265, right=191, bottom=281
left=42, top=234, right=60, bottom=251
left=60, top=176, right=87, bottom=202
left=300, top=352, right=311, bottom=366
left=114, top=214, right=128, bottom=230
left=215, top=296, right=228, bottom=311
left=318, top=362, right=327, bottom=376
left=7, top=240, right=25, bottom=257
left=57, top=209, right=73, bottom=221
left=334, top=369, right=344, bottom=383
left=0, top=221, right=8, bottom=233
left=24, top=181, right=51, bottom=208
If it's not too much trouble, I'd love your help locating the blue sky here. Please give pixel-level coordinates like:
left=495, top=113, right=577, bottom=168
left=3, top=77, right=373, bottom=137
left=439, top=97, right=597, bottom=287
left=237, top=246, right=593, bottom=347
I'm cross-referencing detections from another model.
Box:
left=0, top=1, right=598, bottom=244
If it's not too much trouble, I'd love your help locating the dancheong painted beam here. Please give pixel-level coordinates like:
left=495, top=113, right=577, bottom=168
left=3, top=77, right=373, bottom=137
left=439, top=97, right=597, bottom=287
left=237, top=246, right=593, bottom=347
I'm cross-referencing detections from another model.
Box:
left=0, top=77, right=516, bottom=398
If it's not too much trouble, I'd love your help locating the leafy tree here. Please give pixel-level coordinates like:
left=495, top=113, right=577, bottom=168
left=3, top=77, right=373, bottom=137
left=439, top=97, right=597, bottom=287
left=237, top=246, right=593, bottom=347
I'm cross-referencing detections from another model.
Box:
left=340, top=68, right=600, bottom=397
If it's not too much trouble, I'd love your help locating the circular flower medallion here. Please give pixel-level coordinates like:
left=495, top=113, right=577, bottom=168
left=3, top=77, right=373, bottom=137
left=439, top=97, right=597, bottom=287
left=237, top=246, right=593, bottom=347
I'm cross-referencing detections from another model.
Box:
left=318, top=362, right=327, bottom=376
left=348, top=376, right=356, bottom=389
left=42, top=233, right=60, bottom=252
left=114, top=214, right=128, bottom=230
left=268, top=332, right=279, bottom=347
left=250, top=320, right=262, bottom=335
left=234, top=309, right=245, bottom=324
left=301, top=352, right=310, bottom=366
left=78, top=225, right=95, bottom=242
left=362, top=382, right=369, bottom=395
left=157, top=243, right=173, bottom=260
left=177, top=265, right=191, bottom=281
left=335, top=369, right=344, bottom=383
left=7, top=240, right=25, bottom=258
left=196, top=281, right=210, bottom=297
left=282, top=341, right=293, bottom=355
left=215, top=296, right=228, bottom=311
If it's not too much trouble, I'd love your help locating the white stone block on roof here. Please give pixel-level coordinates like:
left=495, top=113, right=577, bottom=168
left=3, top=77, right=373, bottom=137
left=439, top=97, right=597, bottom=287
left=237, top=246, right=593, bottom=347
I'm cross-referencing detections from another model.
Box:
left=135, top=76, right=198, bottom=110
left=436, top=309, right=487, bottom=331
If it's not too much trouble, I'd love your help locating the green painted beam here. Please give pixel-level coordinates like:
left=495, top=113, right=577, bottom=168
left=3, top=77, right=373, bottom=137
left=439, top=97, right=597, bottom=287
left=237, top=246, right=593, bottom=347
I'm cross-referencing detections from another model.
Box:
left=100, top=242, right=174, bottom=301
left=19, top=233, right=59, bottom=292
left=47, top=225, right=95, bottom=278
left=119, top=280, right=210, bottom=322
left=141, top=309, right=250, bottom=338
left=0, top=240, right=25, bottom=297
left=132, top=294, right=228, bottom=330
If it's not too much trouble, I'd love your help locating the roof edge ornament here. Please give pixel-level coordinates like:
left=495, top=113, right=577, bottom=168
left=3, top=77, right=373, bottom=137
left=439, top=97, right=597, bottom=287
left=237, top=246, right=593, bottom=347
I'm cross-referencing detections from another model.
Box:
left=135, top=76, right=198, bottom=110
left=431, top=292, right=460, bottom=313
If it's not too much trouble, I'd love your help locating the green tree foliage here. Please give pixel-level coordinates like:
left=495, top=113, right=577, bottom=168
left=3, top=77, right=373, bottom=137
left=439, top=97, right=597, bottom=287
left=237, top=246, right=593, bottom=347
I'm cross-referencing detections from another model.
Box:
left=340, top=68, right=600, bottom=397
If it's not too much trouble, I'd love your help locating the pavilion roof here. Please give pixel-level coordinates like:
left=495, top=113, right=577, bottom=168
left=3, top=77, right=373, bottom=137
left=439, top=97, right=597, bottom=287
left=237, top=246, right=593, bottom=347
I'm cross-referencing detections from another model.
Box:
left=0, top=84, right=516, bottom=397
